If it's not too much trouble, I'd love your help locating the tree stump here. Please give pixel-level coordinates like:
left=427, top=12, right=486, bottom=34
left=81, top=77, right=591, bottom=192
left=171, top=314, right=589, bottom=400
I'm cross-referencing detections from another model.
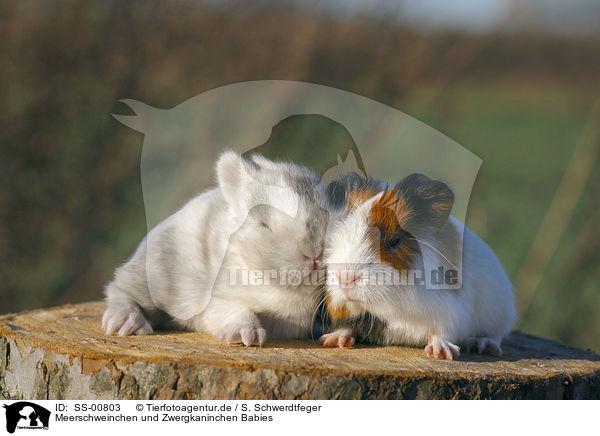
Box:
left=1, top=302, right=599, bottom=400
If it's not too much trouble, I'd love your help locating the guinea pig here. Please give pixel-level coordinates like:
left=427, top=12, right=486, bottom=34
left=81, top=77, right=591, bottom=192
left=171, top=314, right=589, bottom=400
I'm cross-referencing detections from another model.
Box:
left=102, top=150, right=328, bottom=346
left=320, top=173, right=516, bottom=359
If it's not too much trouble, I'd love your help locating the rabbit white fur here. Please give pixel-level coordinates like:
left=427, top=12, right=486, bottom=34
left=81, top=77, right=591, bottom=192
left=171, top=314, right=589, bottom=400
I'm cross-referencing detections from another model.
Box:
left=321, top=174, right=517, bottom=359
left=102, top=151, right=328, bottom=346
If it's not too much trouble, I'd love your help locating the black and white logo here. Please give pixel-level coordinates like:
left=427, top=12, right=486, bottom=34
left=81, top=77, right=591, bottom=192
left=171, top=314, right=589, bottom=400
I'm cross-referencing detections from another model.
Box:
left=2, top=402, right=50, bottom=433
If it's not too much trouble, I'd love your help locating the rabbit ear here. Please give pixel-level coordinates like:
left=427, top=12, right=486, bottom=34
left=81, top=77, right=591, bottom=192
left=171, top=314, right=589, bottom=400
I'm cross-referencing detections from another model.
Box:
left=246, top=153, right=277, bottom=169
left=215, top=149, right=252, bottom=206
left=112, top=99, right=160, bottom=132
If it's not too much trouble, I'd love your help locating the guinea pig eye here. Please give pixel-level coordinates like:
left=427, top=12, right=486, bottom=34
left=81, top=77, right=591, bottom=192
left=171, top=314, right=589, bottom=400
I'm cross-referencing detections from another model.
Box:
left=387, top=236, right=402, bottom=249
left=259, top=221, right=271, bottom=230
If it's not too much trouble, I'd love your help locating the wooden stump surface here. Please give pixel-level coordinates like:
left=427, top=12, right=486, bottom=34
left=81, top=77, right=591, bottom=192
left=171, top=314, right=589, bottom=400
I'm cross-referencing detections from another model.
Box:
left=1, top=302, right=599, bottom=399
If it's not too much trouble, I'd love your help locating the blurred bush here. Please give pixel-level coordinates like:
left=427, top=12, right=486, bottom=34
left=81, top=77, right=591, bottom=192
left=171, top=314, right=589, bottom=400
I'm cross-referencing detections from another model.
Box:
left=1, top=1, right=598, bottom=351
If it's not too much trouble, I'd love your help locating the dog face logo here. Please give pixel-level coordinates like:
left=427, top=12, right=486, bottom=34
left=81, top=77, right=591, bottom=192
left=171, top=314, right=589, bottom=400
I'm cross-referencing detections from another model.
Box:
left=2, top=402, right=50, bottom=433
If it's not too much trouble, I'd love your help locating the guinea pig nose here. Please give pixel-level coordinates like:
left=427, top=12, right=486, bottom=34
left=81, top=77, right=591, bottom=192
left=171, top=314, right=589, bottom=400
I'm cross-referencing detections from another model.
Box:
left=337, top=270, right=362, bottom=289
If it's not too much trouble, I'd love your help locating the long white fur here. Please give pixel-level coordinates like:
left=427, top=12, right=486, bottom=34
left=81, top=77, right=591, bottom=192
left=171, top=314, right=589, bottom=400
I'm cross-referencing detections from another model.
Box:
left=103, top=150, right=327, bottom=346
left=324, top=190, right=517, bottom=358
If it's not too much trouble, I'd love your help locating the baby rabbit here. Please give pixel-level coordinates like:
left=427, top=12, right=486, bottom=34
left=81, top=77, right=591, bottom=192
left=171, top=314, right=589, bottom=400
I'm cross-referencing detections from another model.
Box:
left=102, top=150, right=328, bottom=346
left=320, top=173, right=516, bottom=359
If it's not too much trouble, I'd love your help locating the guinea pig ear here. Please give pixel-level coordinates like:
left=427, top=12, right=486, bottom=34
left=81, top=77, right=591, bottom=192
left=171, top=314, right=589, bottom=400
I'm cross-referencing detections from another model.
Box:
left=215, top=150, right=253, bottom=205
left=395, top=173, right=454, bottom=230
left=325, top=172, right=371, bottom=209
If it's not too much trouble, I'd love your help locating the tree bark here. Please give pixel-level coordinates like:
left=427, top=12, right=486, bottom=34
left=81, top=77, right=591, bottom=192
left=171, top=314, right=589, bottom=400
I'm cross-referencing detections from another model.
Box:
left=1, top=302, right=599, bottom=399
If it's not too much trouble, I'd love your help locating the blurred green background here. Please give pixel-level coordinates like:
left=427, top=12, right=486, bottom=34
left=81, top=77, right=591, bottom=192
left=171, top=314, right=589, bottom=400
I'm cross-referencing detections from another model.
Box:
left=1, top=1, right=599, bottom=351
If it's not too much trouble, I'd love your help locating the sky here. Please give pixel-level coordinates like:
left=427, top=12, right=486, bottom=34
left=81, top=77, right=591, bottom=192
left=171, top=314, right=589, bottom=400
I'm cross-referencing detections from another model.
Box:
left=214, top=0, right=600, bottom=37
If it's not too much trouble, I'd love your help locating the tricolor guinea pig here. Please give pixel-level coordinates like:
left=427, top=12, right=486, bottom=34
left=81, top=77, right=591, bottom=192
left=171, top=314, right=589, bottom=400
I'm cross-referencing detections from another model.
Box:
left=320, top=173, right=516, bottom=360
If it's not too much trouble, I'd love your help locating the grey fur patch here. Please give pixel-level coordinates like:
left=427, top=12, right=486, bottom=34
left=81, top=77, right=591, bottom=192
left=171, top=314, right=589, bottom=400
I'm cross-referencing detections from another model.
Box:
left=281, top=164, right=330, bottom=240
left=326, top=172, right=386, bottom=209
left=287, top=173, right=319, bottom=197
left=305, top=203, right=328, bottom=244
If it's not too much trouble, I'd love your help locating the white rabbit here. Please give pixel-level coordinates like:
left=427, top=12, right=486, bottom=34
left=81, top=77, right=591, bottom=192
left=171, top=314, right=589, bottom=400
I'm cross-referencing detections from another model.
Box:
left=102, top=150, right=328, bottom=346
left=320, top=173, right=516, bottom=359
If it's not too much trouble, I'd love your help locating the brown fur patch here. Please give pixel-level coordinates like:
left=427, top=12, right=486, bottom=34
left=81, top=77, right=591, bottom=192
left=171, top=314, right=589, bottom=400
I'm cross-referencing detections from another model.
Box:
left=347, top=187, right=382, bottom=210
left=326, top=297, right=351, bottom=321
left=348, top=187, right=420, bottom=272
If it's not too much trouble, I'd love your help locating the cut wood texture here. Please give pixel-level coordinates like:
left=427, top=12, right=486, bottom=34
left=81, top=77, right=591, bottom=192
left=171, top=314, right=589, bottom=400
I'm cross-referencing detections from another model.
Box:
left=1, top=302, right=599, bottom=399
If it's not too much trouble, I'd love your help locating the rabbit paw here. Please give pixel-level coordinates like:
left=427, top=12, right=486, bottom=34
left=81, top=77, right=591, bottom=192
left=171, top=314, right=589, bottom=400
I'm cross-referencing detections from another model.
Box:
left=318, top=328, right=355, bottom=348
left=425, top=337, right=460, bottom=360
left=465, top=337, right=502, bottom=356
left=102, top=301, right=153, bottom=336
left=218, top=324, right=267, bottom=347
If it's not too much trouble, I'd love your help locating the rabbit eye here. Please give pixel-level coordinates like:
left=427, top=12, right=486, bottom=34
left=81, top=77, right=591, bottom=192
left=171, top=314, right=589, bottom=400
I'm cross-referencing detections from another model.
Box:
left=387, top=236, right=402, bottom=249
left=260, top=221, right=270, bottom=230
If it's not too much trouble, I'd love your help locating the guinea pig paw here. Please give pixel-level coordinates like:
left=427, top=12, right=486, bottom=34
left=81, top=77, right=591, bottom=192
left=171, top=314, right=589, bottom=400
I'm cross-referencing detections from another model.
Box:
left=318, top=331, right=356, bottom=348
left=465, top=337, right=502, bottom=357
left=424, top=337, right=460, bottom=360
left=219, top=325, right=267, bottom=347
left=102, top=304, right=153, bottom=336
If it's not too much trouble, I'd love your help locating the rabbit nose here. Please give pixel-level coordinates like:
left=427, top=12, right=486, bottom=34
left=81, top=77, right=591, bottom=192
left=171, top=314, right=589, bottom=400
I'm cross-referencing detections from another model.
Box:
left=305, top=256, right=323, bottom=271
left=336, top=270, right=362, bottom=289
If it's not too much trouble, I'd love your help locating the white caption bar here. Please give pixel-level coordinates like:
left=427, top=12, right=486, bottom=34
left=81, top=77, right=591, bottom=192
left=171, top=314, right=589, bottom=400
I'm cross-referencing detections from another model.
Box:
left=0, top=400, right=594, bottom=436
